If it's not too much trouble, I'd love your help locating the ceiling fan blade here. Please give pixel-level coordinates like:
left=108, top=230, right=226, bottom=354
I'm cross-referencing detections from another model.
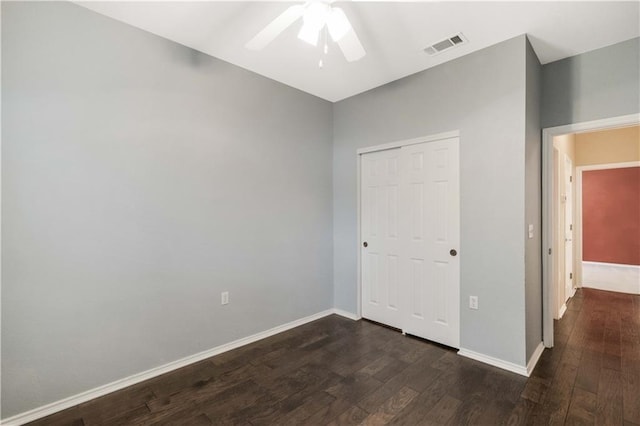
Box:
left=336, top=28, right=365, bottom=62
left=245, top=5, right=304, bottom=50
left=327, top=7, right=351, bottom=42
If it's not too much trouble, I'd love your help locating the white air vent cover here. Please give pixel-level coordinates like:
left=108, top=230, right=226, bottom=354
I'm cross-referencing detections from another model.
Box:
left=424, top=33, right=468, bottom=56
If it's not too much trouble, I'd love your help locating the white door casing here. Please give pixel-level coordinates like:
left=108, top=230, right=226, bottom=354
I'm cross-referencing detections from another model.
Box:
left=360, top=136, right=460, bottom=348
left=553, top=148, right=564, bottom=319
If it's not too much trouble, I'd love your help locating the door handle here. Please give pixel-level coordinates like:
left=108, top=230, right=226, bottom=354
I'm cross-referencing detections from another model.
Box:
left=450, top=249, right=457, bottom=257
left=363, top=242, right=368, bottom=248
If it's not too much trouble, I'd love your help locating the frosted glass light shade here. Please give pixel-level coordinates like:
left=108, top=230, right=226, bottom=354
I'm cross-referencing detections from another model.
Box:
left=297, top=2, right=331, bottom=46
left=298, top=22, right=321, bottom=45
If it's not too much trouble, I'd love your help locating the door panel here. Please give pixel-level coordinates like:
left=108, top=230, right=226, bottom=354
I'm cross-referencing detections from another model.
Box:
left=360, top=138, right=459, bottom=348
left=361, top=148, right=403, bottom=329
left=387, top=254, right=399, bottom=309
left=410, top=258, right=425, bottom=318
left=401, top=139, right=460, bottom=348
left=564, top=155, right=573, bottom=300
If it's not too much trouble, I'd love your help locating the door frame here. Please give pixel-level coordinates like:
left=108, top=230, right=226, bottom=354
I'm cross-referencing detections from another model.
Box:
left=356, top=130, right=460, bottom=320
left=542, top=113, right=639, bottom=348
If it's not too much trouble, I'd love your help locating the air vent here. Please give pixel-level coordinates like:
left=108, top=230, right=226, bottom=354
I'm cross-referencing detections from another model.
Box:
left=424, top=33, right=468, bottom=56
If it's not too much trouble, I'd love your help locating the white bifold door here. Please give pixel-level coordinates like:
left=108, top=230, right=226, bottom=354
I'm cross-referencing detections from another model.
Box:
left=361, top=137, right=460, bottom=348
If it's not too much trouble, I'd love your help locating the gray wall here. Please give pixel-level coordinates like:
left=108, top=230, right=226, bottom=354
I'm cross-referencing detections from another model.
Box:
left=542, top=37, right=640, bottom=128
left=333, top=36, right=530, bottom=366
left=525, top=40, right=543, bottom=361
left=2, top=2, right=333, bottom=417
left=7, top=1, right=635, bottom=417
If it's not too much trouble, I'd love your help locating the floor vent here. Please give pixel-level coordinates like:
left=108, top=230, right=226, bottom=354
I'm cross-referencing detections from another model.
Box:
left=424, top=33, right=468, bottom=56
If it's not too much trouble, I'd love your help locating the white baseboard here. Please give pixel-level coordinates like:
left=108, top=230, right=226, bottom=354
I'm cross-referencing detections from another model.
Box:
left=526, top=342, right=545, bottom=376
left=558, top=303, right=567, bottom=319
left=332, top=308, right=361, bottom=321
left=1, top=309, right=337, bottom=426
left=457, top=348, right=528, bottom=377
left=582, top=261, right=640, bottom=294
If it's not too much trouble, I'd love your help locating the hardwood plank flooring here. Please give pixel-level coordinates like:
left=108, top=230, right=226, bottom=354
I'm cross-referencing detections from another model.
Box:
left=28, top=288, right=639, bottom=425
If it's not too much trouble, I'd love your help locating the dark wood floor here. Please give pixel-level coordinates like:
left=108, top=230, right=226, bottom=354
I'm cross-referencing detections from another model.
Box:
left=29, top=288, right=639, bottom=425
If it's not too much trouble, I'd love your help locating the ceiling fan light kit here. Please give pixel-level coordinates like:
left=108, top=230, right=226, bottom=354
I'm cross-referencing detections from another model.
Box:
left=298, top=2, right=328, bottom=45
left=246, top=1, right=365, bottom=63
left=297, top=4, right=352, bottom=46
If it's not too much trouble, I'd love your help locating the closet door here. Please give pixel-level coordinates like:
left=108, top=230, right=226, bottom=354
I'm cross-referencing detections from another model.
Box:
left=361, top=148, right=403, bottom=329
left=360, top=137, right=460, bottom=349
left=401, top=138, right=459, bottom=348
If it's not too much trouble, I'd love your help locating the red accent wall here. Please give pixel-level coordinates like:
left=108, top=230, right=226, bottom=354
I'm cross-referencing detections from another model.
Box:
left=582, top=167, right=640, bottom=266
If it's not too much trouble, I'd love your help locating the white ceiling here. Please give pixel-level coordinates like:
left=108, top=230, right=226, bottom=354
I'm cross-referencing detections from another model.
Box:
left=77, top=1, right=640, bottom=102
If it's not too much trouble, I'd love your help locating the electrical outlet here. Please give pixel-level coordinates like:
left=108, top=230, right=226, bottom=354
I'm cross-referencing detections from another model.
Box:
left=221, top=291, right=229, bottom=305
left=469, top=296, right=478, bottom=310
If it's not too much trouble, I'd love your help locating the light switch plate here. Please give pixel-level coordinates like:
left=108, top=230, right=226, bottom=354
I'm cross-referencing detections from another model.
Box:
left=469, top=296, right=478, bottom=310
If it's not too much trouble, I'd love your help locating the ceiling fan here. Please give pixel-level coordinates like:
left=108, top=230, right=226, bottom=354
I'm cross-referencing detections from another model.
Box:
left=245, top=1, right=365, bottom=63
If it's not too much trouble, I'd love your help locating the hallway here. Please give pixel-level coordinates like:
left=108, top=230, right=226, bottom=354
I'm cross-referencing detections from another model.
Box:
left=525, top=288, right=640, bottom=424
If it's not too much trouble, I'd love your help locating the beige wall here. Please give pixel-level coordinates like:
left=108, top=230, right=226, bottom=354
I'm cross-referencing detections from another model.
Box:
left=554, top=133, right=577, bottom=162
left=576, top=125, right=640, bottom=166
left=552, top=134, right=576, bottom=317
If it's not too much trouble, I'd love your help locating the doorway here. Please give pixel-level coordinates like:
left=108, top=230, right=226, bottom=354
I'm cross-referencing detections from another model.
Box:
left=542, top=113, right=640, bottom=347
left=358, top=132, right=460, bottom=349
